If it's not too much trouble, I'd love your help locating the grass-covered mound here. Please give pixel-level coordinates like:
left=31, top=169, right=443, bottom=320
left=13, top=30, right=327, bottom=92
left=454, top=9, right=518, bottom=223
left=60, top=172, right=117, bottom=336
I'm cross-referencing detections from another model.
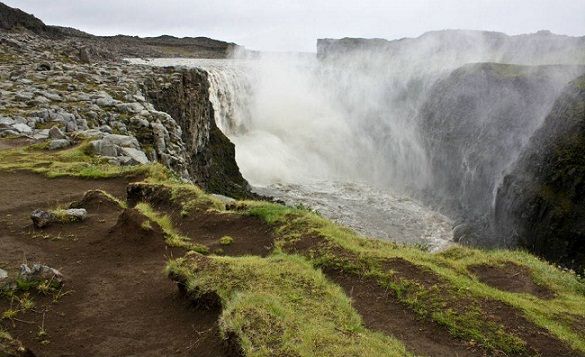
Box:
left=167, top=253, right=411, bottom=357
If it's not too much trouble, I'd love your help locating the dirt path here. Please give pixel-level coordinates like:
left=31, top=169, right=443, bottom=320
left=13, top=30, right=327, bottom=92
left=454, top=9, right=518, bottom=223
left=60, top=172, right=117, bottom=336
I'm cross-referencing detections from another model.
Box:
left=0, top=171, right=231, bottom=357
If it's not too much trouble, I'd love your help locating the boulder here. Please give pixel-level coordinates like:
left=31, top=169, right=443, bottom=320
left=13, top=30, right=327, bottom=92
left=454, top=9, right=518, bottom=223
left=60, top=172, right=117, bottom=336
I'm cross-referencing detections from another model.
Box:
left=89, top=139, right=118, bottom=157
left=19, top=264, right=64, bottom=286
left=63, top=208, right=87, bottom=222
left=48, top=126, right=66, bottom=139
left=48, top=139, right=70, bottom=150
left=119, top=147, right=149, bottom=165
left=11, top=122, right=32, bottom=134
left=31, top=209, right=56, bottom=228
left=102, top=134, right=140, bottom=148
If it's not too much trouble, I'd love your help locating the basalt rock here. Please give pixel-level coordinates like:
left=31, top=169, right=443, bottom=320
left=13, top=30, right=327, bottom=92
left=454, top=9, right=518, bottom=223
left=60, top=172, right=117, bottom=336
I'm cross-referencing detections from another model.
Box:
left=144, top=68, right=251, bottom=199
left=419, top=63, right=585, bottom=242
left=495, top=74, right=585, bottom=272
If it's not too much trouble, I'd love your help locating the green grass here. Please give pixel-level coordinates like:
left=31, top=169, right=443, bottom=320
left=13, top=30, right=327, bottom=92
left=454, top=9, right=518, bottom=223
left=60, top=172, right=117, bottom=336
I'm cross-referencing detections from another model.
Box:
left=167, top=253, right=411, bottom=357
left=135, top=202, right=209, bottom=254
left=219, top=236, right=234, bottom=246
left=0, top=142, right=173, bottom=180
left=231, top=200, right=585, bottom=354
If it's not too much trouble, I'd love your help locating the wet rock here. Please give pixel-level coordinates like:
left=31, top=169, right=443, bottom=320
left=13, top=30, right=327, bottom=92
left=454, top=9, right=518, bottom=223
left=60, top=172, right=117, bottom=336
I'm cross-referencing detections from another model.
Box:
left=19, top=263, right=64, bottom=286
left=31, top=209, right=56, bottom=228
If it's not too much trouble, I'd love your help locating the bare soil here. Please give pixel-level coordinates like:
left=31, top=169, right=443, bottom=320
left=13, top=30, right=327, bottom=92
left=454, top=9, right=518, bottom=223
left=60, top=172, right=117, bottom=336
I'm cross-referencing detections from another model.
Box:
left=0, top=171, right=232, bottom=357
left=468, top=262, right=555, bottom=299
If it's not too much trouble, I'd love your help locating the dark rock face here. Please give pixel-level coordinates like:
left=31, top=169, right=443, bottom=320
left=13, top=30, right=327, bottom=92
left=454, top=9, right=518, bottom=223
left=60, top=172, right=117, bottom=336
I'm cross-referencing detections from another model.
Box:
left=143, top=68, right=251, bottom=199
left=419, top=63, right=584, bottom=229
left=0, top=2, right=51, bottom=34
left=495, top=75, right=585, bottom=272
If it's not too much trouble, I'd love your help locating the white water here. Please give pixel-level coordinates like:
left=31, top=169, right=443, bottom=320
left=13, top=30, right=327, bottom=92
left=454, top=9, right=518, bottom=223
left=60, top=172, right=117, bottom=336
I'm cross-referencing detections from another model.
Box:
left=127, top=56, right=455, bottom=251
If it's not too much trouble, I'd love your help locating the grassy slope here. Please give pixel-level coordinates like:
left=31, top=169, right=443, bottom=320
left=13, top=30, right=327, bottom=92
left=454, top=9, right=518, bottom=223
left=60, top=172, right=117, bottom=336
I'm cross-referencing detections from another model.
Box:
left=167, top=253, right=411, bottom=357
left=1, top=142, right=584, bottom=355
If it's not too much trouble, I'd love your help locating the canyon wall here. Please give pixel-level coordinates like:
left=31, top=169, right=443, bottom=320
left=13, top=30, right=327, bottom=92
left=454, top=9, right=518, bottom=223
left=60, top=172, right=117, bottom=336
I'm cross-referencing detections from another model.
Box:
left=495, top=74, right=585, bottom=271
left=143, top=68, right=251, bottom=198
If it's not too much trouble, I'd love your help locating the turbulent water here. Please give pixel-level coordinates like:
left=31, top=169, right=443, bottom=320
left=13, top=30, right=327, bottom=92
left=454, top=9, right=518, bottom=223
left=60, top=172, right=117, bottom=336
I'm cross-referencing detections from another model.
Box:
left=127, top=57, right=455, bottom=250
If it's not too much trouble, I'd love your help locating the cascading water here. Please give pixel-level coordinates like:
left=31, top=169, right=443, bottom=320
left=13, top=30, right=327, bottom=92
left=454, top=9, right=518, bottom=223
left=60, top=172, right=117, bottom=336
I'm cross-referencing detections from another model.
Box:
left=127, top=38, right=583, bottom=250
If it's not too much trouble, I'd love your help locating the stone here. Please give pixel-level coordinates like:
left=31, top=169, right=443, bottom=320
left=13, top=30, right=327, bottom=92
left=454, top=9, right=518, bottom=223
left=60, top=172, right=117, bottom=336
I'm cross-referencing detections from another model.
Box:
left=19, top=264, right=64, bottom=286
left=0, top=116, right=14, bottom=127
left=64, top=208, right=87, bottom=222
left=32, top=129, right=50, bottom=140
left=48, top=139, right=70, bottom=150
left=116, top=102, right=144, bottom=114
left=11, top=123, right=32, bottom=134
left=0, top=268, right=7, bottom=281
left=39, top=91, right=62, bottom=102
left=48, top=126, right=66, bottom=139
left=89, top=139, right=118, bottom=157
left=95, top=97, right=117, bottom=107
left=119, top=147, right=149, bottom=165
left=99, top=125, right=113, bottom=134
left=102, top=134, right=140, bottom=148
left=31, top=209, right=56, bottom=228
left=79, top=47, right=91, bottom=64
left=15, top=91, right=34, bottom=101
left=36, top=62, right=53, bottom=71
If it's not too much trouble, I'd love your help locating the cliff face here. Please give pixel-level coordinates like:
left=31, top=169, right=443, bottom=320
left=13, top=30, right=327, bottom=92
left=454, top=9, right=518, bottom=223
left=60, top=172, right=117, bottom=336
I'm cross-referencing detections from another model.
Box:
left=143, top=68, right=251, bottom=198
left=495, top=75, right=585, bottom=272
left=419, top=63, right=585, bottom=231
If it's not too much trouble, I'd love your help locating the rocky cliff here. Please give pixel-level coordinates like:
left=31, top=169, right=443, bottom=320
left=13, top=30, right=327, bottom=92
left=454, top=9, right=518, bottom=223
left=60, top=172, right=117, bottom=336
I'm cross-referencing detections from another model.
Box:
left=495, top=74, right=585, bottom=272
left=419, top=63, right=585, bottom=237
left=143, top=68, right=250, bottom=198
left=0, top=25, right=250, bottom=198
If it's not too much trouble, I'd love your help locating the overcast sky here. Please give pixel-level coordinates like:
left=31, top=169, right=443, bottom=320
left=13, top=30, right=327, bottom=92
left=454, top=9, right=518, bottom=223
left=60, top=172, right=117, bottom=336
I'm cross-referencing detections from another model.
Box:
left=5, top=0, right=585, bottom=52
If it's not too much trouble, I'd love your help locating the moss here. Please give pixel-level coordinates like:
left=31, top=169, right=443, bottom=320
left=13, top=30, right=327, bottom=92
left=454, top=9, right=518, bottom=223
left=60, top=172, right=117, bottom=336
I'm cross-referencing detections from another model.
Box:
left=0, top=141, right=173, bottom=180
left=219, top=236, right=234, bottom=246
left=167, top=253, right=411, bottom=357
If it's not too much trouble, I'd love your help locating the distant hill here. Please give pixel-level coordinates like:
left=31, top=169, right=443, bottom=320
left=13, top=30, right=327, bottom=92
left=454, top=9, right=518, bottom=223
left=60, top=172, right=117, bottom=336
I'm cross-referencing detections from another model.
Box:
left=0, top=1, right=240, bottom=58
left=318, top=30, right=585, bottom=65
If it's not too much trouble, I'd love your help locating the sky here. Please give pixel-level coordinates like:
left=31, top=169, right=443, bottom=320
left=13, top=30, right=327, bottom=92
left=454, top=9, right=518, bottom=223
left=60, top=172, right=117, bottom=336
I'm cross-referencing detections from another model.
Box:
left=5, top=0, right=585, bottom=52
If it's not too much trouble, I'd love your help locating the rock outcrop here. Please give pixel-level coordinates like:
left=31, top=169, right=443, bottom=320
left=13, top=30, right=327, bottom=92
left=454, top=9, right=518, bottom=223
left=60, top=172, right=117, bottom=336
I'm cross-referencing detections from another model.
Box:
left=495, top=74, right=585, bottom=272
left=419, top=63, right=585, bottom=232
left=143, top=68, right=251, bottom=198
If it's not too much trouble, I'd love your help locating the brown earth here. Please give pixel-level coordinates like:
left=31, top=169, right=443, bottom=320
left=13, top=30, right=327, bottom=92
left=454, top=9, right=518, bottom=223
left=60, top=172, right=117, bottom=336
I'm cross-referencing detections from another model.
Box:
left=324, top=268, right=487, bottom=357
left=468, top=262, right=555, bottom=299
left=0, top=171, right=233, bottom=357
